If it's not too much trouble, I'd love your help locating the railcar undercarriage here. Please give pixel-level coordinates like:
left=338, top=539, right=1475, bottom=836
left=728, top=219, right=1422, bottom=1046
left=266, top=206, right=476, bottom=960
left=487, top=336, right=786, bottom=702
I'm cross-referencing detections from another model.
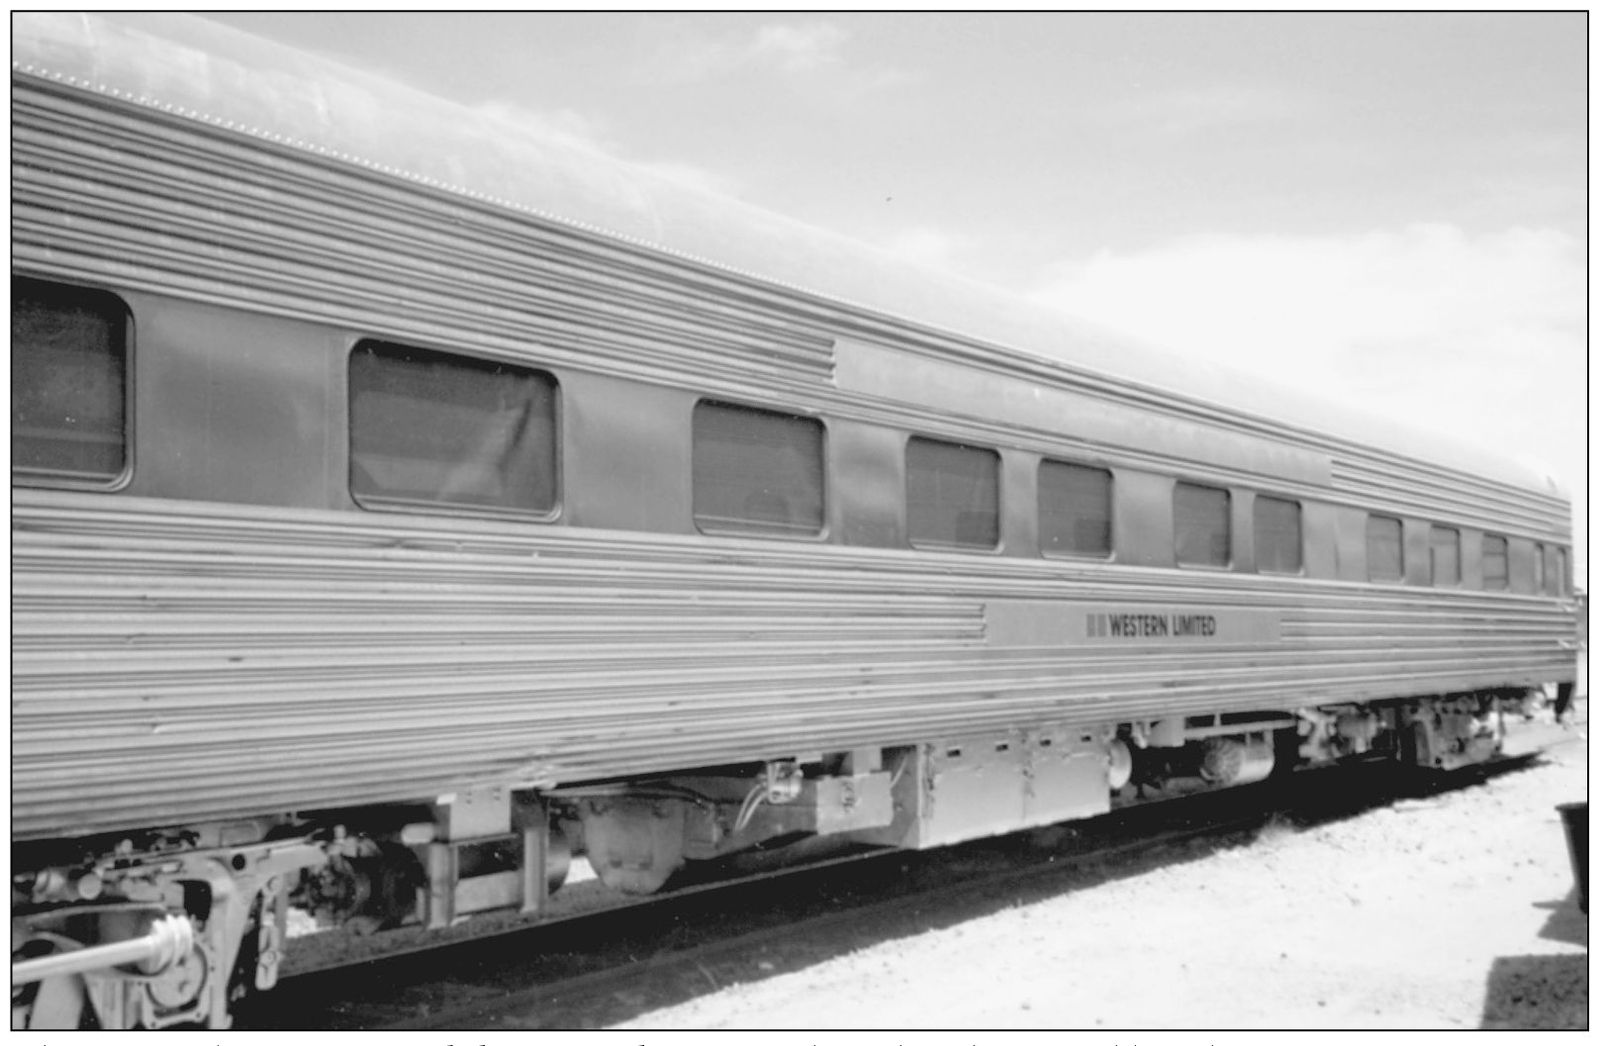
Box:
left=10, top=690, right=1534, bottom=1029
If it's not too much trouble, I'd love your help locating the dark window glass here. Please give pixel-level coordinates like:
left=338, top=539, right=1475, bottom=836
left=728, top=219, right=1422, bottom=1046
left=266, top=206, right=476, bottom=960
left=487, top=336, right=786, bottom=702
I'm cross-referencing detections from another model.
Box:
left=692, top=401, right=824, bottom=537
left=1539, top=542, right=1565, bottom=593
left=1550, top=545, right=1567, bottom=596
left=349, top=341, right=557, bottom=514
left=1254, top=495, right=1302, bottom=573
left=1430, top=525, right=1460, bottom=587
left=907, top=437, right=999, bottom=550
left=1039, top=460, right=1111, bottom=558
left=1482, top=534, right=1509, bottom=591
left=1535, top=543, right=1547, bottom=595
left=1558, top=548, right=1570, bottom=595
left=1175, top=482, right=1230, bottom=567
left=1366, top=515, right=1404, bottom=582
left=12, top=276, right=128, bottom=481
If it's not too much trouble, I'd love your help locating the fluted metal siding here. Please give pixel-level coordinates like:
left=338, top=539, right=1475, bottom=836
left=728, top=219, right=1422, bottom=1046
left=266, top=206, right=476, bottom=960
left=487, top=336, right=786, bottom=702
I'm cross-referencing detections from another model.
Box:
left=12, top=85, right=838, bottom=396
left=13, top=491, right=1574, bottom=840
left=12, top=75, right=1570, bottom=546
left=1328, top=455, right=1567, bottom=544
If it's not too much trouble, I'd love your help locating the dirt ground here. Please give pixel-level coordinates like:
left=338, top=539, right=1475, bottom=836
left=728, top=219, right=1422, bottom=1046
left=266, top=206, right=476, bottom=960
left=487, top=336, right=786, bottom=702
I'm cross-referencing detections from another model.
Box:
left=616, top=713, right=1588, bottom=1030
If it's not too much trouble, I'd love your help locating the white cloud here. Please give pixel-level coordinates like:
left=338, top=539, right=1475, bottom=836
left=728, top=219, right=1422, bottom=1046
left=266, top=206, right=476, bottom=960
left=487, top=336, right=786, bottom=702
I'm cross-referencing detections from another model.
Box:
left=751, top=23, right=848, bottom=73
left=472, top=100, right=737, bottom=197
left=1030, top=223, right=1581, bottom=381
left=630, top=158, right=740, bottom=197
left=879, top=227, right=966, bottom=270
left=1088, top=85, right=1313, bottom=136
left=1029, top=224, right=1587, bottom=567
left=472, top=101, right=615, bottom=154
left=646, top=20, right=911, bottom=91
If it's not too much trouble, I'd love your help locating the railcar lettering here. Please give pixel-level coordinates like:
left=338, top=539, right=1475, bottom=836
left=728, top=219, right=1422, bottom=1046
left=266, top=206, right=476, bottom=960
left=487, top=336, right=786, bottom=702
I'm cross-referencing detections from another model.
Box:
left=1090, top=612, right=1217, bottom=639
left=1109, top=613, right=1168, bottom=637
left=994, top=602, right=1282, bottom=646
left=1173, top=614, right=1217, bottom=637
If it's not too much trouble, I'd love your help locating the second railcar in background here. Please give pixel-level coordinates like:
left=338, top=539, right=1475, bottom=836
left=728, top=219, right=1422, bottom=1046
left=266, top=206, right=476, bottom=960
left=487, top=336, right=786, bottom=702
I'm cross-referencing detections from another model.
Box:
left=11, top=12, right=1577, bottom=1030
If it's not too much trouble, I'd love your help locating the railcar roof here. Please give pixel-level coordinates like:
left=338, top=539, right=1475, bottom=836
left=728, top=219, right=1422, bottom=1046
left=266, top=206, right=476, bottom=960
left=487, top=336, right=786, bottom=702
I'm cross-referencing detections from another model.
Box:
left=12, top=12, right=1565, bottom=497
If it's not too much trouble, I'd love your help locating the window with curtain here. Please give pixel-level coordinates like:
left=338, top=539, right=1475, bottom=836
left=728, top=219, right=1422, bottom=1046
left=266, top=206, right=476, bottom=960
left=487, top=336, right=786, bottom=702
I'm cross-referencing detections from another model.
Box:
left=1430, top=525, right=1460, bottom=586
left=1039, top=459, right=1111, bottom=558
left=1175, top=482, right=1230, bottom=567
left=1366, top=515, right=1404, bottom=582
left=1482, top=534, right=1509, bottom=591
left=1253, top=495, right=1302, bottom=574
left=12, top=276, right=129, bottom=483
left=692, top=400, right=824, bottom=537
left=349, top=340, right=558, bottom=514
left=907, top=437, right=999, bottom=550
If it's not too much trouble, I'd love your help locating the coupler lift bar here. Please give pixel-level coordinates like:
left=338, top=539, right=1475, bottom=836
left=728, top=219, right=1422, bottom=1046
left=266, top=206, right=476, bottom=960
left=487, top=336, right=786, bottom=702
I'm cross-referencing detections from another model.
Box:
left=12, top=914, right=195, bottom=985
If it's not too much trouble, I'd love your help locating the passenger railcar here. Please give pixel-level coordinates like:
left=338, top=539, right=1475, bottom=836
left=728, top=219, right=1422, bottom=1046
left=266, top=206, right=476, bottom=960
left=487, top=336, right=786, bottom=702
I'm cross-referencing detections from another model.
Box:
left=11, top=13, right=1577, bottom=1030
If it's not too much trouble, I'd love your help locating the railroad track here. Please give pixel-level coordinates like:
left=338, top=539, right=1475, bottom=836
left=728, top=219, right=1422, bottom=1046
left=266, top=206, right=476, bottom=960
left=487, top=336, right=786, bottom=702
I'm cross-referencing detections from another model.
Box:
left=234, top=741, right=1556, bottom=1031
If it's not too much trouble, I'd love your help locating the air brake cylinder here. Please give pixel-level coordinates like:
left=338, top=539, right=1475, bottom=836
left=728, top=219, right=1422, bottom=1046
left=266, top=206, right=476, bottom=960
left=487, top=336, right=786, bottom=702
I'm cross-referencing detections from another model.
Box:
left=1198, top=736, right=1276, bottom=786
left=1107, top=738, right=1134, bottom=791
left=577, top=797, right=686, bottom=895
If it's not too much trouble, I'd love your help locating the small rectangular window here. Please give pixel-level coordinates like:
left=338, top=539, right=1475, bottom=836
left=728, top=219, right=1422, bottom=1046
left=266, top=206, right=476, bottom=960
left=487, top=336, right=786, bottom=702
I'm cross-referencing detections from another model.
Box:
left=907, top=437, right=999, bottom=550
left=1557, top=548, right=1570, bottom=595
left=1039, top=460, right=1111, bottom=558
left=1545, top=544, right=1566, bottom=596
left=12, top=276, right=129, bottom=482
left=1175, top=482, right=1230, bottom=568
left=1366, top=515, right=1404, bottom=582
left=1535, top=543, right=1547, bottom=594
left=1482, top=534, right=1509, bottom=591
left=693, top=401, right=825, bottom=537
left=1430, top=525, right=1460, bottom=587
left=349, top=341, right=558, bottom=514
left=1253, top=495, right=1302, bottom=574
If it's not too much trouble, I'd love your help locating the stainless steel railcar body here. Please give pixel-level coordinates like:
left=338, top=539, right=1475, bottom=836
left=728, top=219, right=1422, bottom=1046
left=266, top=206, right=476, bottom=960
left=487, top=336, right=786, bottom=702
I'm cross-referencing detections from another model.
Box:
left=11, top=13, right=1577, bottom=1029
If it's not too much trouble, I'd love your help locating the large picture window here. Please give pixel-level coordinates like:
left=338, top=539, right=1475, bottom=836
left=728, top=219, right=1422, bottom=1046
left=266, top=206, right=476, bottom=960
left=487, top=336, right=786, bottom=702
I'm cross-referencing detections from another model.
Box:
left=1366, top=515, right=1404, bottom=582
left=1039, top=460, right=1111, bottom=558
left=692, top=401, right=825, bottom=537
left=349, top=341, right=558, bottom=514
left=907, top=437, right=999, bottom=550
left=1482, top=534, right=1509, bottom=591
left=1175, top=482, right=1230, bottom=568
left=1253, top=495, right=1302, bottom=574
left=12, top=276, right=129, bottom=482
left=1430, top=525, right=1460, bottom=587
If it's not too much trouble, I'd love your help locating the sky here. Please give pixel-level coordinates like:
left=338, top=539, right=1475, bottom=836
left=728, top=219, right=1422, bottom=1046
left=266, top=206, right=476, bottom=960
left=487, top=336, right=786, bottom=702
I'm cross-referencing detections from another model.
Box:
left=205, top=12, right=1588, bottom=578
